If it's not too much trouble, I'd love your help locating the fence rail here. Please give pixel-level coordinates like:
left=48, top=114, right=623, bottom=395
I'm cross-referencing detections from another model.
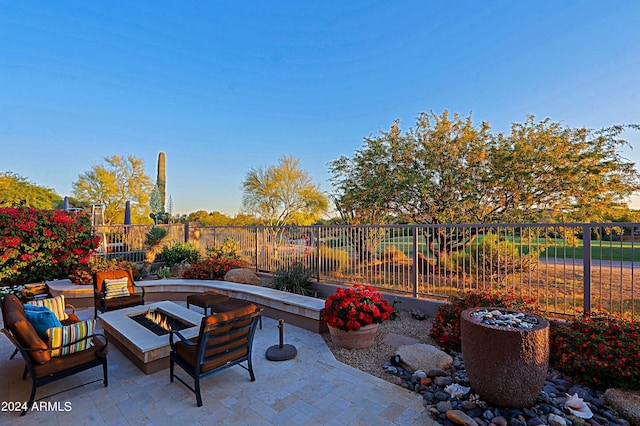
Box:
left=93, top=222, right=639, bottom=318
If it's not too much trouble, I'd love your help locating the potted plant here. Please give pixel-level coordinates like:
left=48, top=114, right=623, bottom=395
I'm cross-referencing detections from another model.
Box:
left=322, top=284, right=395, bottom=349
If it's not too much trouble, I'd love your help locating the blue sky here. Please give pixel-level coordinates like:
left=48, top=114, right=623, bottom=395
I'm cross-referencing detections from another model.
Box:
left=2, top=1, right=639, bottom=215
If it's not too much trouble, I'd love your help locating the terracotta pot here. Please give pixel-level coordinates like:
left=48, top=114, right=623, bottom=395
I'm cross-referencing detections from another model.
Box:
left=461, top=307, right=549, bottom=408
left=328, top=323, right=379, bottom=349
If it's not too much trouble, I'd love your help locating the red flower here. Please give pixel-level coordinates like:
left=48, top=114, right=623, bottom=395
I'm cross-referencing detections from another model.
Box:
left=322, top=284, right=395, bottom=331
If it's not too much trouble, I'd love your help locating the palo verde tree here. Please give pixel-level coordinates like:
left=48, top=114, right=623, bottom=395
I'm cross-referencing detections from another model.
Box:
left=329, top=110, right=640, bottom=268
left=241, top=155, right=328, bottom=227
left=0, top=171, right=61, bottom=209
left=72, top=154, right=155, bottom=225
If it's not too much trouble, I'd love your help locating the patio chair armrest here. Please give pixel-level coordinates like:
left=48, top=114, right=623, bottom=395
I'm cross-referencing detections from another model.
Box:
left=65, top=303, right=76, bottom=316
left=169, top=330, right=194, bottom=349
left=132, top=284, right=145, bottom=298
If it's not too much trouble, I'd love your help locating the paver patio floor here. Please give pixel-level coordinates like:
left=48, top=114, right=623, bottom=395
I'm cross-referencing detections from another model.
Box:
left=0, top=303, right=434, bottom=425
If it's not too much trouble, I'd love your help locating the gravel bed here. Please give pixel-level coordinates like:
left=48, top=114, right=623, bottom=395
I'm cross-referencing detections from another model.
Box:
left=320, top=312, right=436, bottom=383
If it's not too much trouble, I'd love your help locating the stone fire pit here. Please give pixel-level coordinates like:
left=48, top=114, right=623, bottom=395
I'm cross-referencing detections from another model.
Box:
left=461, top=307, right=549, bottom=408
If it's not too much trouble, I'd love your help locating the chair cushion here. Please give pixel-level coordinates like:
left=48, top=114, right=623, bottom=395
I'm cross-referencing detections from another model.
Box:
left=94, top=269, right=135, bottom=294
left=5, top=310, right=51, bottom=364
left=22, top=304, right=63, bottom=341
left=101, top=294, right=144, bottom=308
left=27, top=295, right=69, bottom=321
left=103, top=277, right=131, bottom=299
left=48, top=319, right=95, bottom=357
left=33, top=336, right=109, bottom=379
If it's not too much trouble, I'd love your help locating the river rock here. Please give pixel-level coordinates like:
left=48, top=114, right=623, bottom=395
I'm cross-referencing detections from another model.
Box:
left=224, top=268, right=261, bottom=285
left=447, top=409, right=478, bottom=426
left=548, top=413, right=566, bottom=426
left=396, top=343, right=453, bottom=372
left=603, top=388, right=640, bottom=426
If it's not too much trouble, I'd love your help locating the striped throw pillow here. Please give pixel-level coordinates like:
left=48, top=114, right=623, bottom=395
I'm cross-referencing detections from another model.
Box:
left=104, top=277, right=130, bottom=299
left=48, top=319, right=95, bottom=357
left=27, top=295, right=69, bottom=321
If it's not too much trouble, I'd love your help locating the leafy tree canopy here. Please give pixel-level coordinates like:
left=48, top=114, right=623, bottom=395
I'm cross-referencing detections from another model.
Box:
left=187, top=210, right=233, bottom=226
left=242, top=155, right=328, bottom=226
left=72, top=154, right=154, bottom=225
left=329, top=110, right=640, bottom=225
left=0, top=171, right=61, bottom=209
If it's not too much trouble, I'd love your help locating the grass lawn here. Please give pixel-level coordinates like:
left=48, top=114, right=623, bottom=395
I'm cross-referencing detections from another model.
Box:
left=377, top=234, right=640, bottom=262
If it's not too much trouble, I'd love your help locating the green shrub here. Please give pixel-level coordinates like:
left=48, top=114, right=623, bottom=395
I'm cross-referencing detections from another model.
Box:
left=162, top=242, right=200, bottom=267
left=183, top=257, right=247, bottom=280
left=550, top=311, right=640, bottom=390
left=470, top=233, right=539, bottom=279
left=318, top=245, right=349, bottom=272
left=206, top=237, right=241, bottom=260
left=429, top=288, right=540, bottom=352
left=269, top=262, right=315, bottom=296
left=145, top=226, right=168, bottom=247
left=156, top=266, right=171, bottom=279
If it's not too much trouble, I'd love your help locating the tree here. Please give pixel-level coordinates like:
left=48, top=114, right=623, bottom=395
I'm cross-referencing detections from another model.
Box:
left=0, top=171, right=61, bottom=209
left=72, top=155, right=154, bottom=225
left=329, top=110, right=640, bottom=266
left=242, top=155, right=328, bottom=226
left=187, top=210, right=233, bottom=226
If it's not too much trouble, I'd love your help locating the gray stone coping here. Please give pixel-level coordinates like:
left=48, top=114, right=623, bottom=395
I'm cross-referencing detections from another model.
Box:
left=46, top=278, right=325, bottom=321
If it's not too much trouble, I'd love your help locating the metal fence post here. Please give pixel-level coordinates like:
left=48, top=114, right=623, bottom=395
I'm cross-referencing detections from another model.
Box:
left=255, top=226, right=259, bottom=271
left=583, top=224, right=592, bottom=313
left=412, top=225, right=419, bottom=298
left=314, top=226, right=321, bottom=282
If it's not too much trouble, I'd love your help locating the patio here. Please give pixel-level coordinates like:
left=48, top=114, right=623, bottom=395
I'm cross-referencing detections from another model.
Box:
left=0, top=302, right=433, bottom=425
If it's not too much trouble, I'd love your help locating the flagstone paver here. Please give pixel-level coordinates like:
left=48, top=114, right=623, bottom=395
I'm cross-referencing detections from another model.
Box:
left=0, top=303, right=435, bottom=425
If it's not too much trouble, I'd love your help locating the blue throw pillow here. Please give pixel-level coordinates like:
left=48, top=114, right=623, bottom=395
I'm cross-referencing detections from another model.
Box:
left=23, top=304, right=63, bottom=341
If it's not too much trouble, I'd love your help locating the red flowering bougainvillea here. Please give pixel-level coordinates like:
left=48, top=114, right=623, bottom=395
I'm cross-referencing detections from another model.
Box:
left=0, top=207, right=100, bottom=284
left=550, top=311, right=640, bottom=390
left=182, top=257, right=247, bottom=280
left=68, top=257, right=139, bottom=285
left=322, top=284, right=395, bottom=331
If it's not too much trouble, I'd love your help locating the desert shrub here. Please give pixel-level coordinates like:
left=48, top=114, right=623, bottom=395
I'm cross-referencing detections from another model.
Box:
left=206, top=237, right=241, bottom=260
left=144, top=226, right=168, bottom=247
left=550, top=311, right=640, bottom=390
left=381, top=245, right=410, bottom=263
left=183, top=257, right=247, bottom=280
left=469, top=233, right=539, bottom=281
left=162, top=242, right=200, bottom=267
left=269, top=262, right=315, bottom=296
left=429, top=288, right=540, bottom=352
left=156, top=266, right=171, bottom=279
left=318, top=245, right=349, bottom=272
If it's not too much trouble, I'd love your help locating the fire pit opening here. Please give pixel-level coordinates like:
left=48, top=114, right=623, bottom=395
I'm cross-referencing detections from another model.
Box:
left=129, top=308, right=194, bottom=336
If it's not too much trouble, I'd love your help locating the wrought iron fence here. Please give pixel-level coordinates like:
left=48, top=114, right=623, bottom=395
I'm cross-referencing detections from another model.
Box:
left=93, top=222, right=639, bottom=318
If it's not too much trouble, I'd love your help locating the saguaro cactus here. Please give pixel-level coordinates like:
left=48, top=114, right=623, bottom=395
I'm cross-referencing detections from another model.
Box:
left=157, top=151, right=166, bottom=212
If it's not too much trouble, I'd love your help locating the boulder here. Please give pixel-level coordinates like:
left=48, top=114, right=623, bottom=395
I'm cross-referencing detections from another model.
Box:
left=224, top=268, right=261, bottom=285
left=396, top=343, right=453, bottom=372
left=604, top=389, right=640, bottom=426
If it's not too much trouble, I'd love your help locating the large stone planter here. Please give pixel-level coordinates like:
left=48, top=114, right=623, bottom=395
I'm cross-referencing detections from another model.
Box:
left=328, top=323, right=379, bottom=349
left=461, top=307, right=549, bottom=408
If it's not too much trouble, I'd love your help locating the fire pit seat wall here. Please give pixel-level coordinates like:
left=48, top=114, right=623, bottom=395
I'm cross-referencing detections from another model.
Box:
left=460, top=307, right=549, bottom=408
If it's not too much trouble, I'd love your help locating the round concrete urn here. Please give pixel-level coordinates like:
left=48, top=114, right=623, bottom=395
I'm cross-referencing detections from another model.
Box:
left=461, top=307, right=549, bottom=408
